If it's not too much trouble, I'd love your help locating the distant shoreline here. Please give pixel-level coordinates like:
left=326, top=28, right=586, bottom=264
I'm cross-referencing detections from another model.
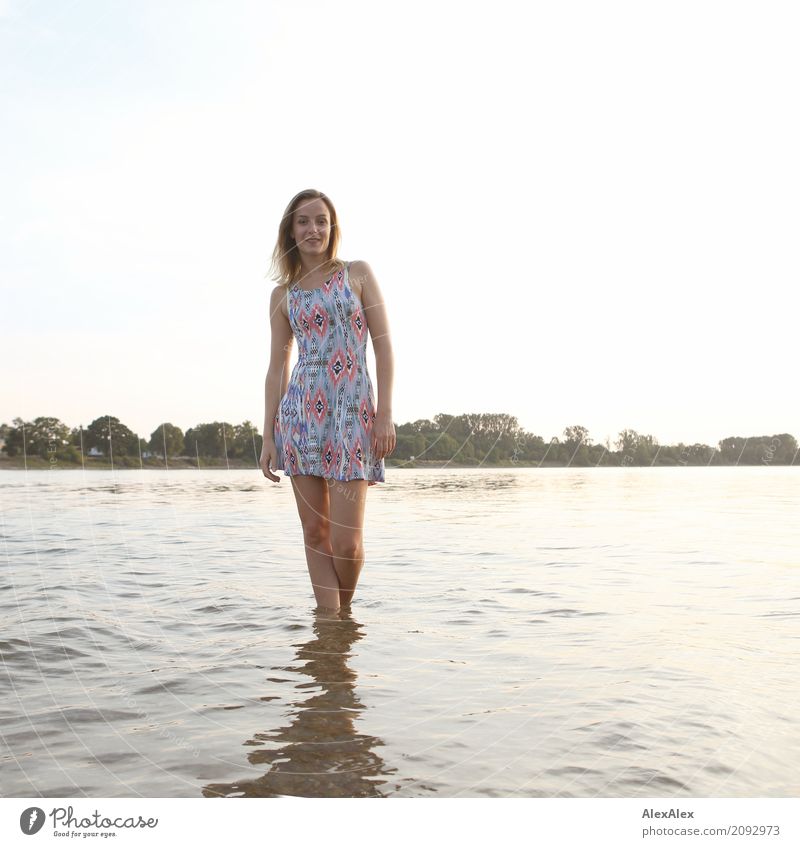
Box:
left=0, top=457, right=795, bottom=471
left=0, top=457, right=531, bottom=471
left=4, top=414, right=796, bottom=469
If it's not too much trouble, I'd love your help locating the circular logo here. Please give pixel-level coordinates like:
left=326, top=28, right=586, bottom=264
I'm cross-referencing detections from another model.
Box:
left=19, top=807, right=46, bottom=835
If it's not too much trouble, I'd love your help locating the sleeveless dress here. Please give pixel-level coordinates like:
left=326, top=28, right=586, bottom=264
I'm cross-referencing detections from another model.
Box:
left=272, top=261, right=385, bottom=486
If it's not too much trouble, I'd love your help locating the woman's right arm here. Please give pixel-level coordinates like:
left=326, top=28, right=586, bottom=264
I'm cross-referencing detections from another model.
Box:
left=261, top=286, right=293, bottom=480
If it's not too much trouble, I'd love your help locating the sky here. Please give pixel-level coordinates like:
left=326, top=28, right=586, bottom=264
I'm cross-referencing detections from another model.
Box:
left=1, top=0, right=798, bottom=448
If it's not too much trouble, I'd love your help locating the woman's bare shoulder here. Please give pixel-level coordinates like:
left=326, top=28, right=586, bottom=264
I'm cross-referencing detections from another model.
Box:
left=348, top=259, right=373, bottom=275
left=270, top=282, right=290, bottom=320
left=348, top=259, right=375, bottom=300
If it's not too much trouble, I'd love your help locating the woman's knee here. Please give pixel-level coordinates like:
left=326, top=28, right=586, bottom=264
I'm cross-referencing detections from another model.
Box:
left=302, top=518, right=331, bottom=548
left=331, top=535, right=362, bottom=561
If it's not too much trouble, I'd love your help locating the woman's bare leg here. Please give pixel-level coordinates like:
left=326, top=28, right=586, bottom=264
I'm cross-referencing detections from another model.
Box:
left=327, top=479, right=368, bottom=607
left=289, top=475, right=340, bottom=610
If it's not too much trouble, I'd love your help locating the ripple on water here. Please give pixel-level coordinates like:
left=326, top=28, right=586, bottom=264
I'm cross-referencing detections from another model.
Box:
left=503, top=587, right=560, bottom=596
left=617, top=767, right=690, bottom=793
left=135, top=676, right=194, bottom=695
left=43, top=706, right=142, bottom=725
left=541, top=608, right=591, bottom=617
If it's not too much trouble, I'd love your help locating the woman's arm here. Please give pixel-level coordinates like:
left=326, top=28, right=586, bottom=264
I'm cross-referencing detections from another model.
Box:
left=263, top=286, right=294, bottom=441
left=354, top=260, right=396, bottom=458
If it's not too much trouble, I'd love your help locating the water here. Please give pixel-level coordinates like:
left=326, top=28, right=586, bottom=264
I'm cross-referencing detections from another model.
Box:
left=0, top=467, right=797, bottom=797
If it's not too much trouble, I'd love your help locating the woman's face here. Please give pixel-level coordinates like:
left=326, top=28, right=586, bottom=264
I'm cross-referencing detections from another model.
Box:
left=292, top=199, right=331, bottom=260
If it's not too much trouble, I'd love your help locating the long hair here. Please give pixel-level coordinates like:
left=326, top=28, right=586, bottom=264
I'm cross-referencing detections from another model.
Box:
left=267, top=189, right=344, bottom=288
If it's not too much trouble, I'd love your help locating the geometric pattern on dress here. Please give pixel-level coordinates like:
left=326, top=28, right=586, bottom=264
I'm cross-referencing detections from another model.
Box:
left=273, top=260, right=384, bottom=486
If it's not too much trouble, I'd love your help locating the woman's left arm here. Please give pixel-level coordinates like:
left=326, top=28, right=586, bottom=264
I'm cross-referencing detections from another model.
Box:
left=355, top=260, right=396, bottom=459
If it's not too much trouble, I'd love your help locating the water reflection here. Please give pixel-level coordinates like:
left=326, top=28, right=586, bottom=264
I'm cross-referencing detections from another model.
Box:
left=406, top=474, right=520, bottom=495
left=202, top=608, right=400, bottom=798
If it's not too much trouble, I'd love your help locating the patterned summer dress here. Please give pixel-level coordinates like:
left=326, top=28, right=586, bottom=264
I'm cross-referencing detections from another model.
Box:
left=273, top=260, right=385, bottom=486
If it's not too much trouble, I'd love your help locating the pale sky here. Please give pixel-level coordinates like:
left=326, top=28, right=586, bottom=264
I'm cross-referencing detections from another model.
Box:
left=2, top=0, right=798, bottom=448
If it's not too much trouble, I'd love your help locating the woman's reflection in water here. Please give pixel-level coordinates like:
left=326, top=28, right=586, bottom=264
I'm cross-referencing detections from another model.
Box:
left=203, top=607, right=402, bottom=798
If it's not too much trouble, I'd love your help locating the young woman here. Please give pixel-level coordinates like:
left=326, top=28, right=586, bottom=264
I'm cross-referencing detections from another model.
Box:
left=260, top=189, right=396, bottom=612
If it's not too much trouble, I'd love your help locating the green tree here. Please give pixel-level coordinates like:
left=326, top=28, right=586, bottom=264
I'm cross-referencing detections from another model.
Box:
left=401, top=419, right=435, bottom=434
left=230, top=420, right=260, bottom=460
left=427, top=432, right=460, bottom=460
left=184, top=422, right=231, bottom=458
left=148, top=423, right=185, bottom=459
left=564, top=425, right=591, bottom=447
left=0, top=417, right=70, bottom=459
left=563, top=425, right=591, bottom=465
left=86, top=416, right=138, bottom=458
left=719, top=436, right=747, bottom=463
left=30, top=417, right=71, bottom=459
left=2, top=418, right=28, bottom=456
left=616, top=429, right=640, bottom=455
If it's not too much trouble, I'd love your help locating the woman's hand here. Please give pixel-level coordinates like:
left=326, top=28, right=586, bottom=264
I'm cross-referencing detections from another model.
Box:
left=371, top=413, right=396, bottom=461
left=260, top=438, right=281, bottom=482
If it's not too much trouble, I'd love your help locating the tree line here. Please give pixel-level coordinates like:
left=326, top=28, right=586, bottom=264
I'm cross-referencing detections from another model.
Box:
left=0, top=416, right=259, bottom=466
left=396, top=416, right=797, bottom=466
left=1, top=414, right=797, bottom=467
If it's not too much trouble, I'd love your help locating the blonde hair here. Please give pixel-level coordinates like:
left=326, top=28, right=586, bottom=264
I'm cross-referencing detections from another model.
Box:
left=266, top=188, right=344, bottom=289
